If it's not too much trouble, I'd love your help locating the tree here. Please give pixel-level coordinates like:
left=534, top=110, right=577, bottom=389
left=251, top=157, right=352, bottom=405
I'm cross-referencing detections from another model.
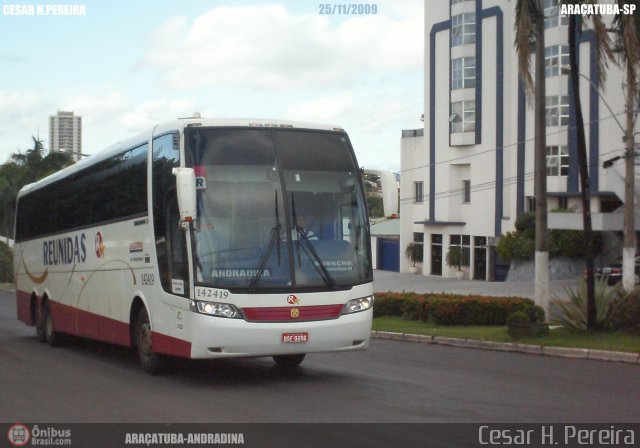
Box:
left=0, top=137, right=73, bottom=238
left=515, top=0, right=549, bottom=317
left=566, top=8, right=613, bottom=330
left=611, top=0, right=640, bottom=292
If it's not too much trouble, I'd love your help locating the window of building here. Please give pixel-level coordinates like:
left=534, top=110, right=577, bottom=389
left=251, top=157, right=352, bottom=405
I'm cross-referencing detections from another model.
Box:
left=544, top=0, right=569, bottom=29
left=451, top=13, right=476, bottom=47
left=546, top=145, right=569, bottom=176
left=414, top=181, right=424, bottom=203
left=462, top=179, right=471, bottom=203
left=452, top=57, right=476, bottom=89
left=451, top=101, right=476, bottom=133
left=544, top=45, right=569, bottom=77
left=431, top=233, right=443, bottom=276
left=558, top=197, right=569, bottom=210
left=450, top=234, right=471, bottom=266
left=545, top=96, right=570, bottom=127
left=526, top=196, right=536, bottom=212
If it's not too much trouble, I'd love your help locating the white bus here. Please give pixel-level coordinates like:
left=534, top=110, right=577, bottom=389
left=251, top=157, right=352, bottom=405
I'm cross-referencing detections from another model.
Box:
left=14, top=117, right=374, bottom=373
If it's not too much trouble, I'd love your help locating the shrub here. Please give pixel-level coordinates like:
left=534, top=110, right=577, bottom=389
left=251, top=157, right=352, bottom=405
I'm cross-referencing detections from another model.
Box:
left=515, top=211, right=536, bottom=232
left=367, top=195, right=384, bottom=218
left=552, top=278, right=625, bottom=332
left=404, top=243, right=423, bottom=267
left=506, top=311, right=529, bottom=326
left=0, top=241, right=13, bottom=283
left=445, top=246, right=463, bottom=270
left=496, top=231, right=535, bottom=263
left=373, top=292, right=407, bottom=318
left=550, top=230, right=584, bottom=259
left=429, top=295, right=533, bottom=326
left=374, top=292, right=428, bottom=321
left=507, top=307, right=549, bottom=339
left=374, top=292, right=533, bottom=326
left=498, top=220, right=603, bottom=263
left=507, top=305, right=546, bottom=326
left=609, top=289, right=640, bottom=334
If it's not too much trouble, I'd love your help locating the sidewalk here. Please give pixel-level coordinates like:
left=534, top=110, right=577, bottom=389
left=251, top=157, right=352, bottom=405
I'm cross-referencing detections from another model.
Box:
left=373, top=270, right=577, bottom=300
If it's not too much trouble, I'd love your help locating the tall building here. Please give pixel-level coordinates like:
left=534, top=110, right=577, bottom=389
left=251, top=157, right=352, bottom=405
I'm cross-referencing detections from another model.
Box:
left=49, top=111, right=82, bottom=161
left=400, top=0, right=639, bottom=280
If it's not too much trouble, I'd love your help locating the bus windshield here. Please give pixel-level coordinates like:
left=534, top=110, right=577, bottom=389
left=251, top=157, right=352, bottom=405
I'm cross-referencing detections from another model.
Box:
left=186, top=127, right=371, bottom=291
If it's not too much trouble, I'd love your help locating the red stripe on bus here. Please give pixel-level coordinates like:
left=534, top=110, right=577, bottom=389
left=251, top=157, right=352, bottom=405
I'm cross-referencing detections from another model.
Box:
left=242, top=304, right=344, bottom=322
left=152, top=332, right=192, bottom=358
left=16, top=289, right=34, bottom=325
left=51, top=301, right=132, bottom=347
left=16, top=290, right=191, bottom=358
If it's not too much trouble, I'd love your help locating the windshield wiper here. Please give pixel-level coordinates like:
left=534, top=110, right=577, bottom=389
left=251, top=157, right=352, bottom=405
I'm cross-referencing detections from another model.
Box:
left=249, top=191, right=281, bottom=292
left=291, top=193, right=337, bottom=289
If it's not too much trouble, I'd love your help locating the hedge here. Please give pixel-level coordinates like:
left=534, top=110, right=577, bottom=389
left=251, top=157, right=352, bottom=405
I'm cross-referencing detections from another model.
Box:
left=374, top=292, right=533, bottom=326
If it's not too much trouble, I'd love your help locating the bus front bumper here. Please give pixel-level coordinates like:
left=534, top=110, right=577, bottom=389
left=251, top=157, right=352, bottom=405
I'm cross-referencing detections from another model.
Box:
left=188, top=309, right=373, bottom=359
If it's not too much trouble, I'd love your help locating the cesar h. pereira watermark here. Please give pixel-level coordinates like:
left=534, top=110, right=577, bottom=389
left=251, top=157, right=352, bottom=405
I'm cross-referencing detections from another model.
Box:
left=2, top=3, right=86, bottom=16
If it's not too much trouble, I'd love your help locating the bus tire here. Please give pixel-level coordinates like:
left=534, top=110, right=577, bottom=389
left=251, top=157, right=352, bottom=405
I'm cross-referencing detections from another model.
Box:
left=135, top=307, right=166, bottom=375
left=273, top=354, right=305, bottom=368
left=35, top=299, right=47, bottom=343
left=43, top=300, right=62, bottom=347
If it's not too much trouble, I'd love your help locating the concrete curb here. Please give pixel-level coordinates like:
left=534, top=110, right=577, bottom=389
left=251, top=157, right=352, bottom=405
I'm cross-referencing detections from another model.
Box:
left=371, top=331, right=640, bottom=365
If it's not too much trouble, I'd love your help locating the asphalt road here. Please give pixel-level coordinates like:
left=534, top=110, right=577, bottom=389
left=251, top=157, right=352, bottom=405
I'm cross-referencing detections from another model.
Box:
left=1, top=289, right=639, bottom=424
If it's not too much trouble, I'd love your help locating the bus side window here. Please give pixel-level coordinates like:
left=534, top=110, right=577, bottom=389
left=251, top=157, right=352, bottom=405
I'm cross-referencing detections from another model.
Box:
left=152, top=133, right=182, bottom=294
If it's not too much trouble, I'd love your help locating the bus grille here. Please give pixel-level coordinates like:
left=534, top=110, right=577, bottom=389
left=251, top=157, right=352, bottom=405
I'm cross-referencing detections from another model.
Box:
left=241, top=304, right=343, bottom=322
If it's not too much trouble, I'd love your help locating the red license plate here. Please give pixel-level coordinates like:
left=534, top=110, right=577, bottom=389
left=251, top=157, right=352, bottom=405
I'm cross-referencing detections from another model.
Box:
left=281, top=332, right=309, bottom=344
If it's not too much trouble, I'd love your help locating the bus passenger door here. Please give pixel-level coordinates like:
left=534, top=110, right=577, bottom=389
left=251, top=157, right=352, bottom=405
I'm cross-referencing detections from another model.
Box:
left=152, top=133, right=188, bottom=298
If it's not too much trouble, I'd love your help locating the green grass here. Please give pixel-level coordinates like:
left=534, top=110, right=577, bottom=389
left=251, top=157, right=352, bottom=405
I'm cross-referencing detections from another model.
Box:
left=373, top=316, right=640, bottom=354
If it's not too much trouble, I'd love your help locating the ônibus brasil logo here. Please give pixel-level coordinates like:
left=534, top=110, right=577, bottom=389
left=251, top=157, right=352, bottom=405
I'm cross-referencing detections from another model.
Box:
left=7, top=424, right=30, bottom=447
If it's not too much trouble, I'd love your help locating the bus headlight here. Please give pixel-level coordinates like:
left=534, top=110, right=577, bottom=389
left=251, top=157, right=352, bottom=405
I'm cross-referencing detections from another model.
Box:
left=192, top=301, right=241, bottom=319
left=341, top=295, right=374, bottom=315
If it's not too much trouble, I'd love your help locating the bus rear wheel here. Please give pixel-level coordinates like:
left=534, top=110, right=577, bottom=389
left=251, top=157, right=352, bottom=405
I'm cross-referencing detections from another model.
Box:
left=43, top=300, right=62, bottom=346
left=135, top=307, right=166, bottom=375
left=273, top=354, right=306, bottom=368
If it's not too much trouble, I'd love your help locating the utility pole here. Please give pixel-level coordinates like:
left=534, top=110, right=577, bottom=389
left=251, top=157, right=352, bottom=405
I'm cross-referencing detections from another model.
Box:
left=622, top=62, right=637, bottom=292
left=534, top=0, right=549, bottom=317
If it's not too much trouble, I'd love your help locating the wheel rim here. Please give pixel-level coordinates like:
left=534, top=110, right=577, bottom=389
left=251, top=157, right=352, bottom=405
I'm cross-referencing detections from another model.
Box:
left=138, top=321, right=153, bottom=359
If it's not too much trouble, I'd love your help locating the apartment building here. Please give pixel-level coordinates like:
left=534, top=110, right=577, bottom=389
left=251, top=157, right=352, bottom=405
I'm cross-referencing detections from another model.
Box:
left=400, top=0, right=638, bottom=279
left=49, top=111, right=82, bottom=161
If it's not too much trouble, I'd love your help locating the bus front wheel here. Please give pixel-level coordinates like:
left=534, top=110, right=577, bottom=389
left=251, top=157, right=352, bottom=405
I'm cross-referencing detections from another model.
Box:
left=35, top=299, right=46, bottom=343
left=273, top=354, right=306, bottom=368
left=135, top=308, right=166, bottom=375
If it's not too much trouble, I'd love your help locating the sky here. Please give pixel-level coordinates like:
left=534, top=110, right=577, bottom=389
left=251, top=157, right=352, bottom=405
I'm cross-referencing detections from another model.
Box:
left=0, top=0, right=424, bottom=172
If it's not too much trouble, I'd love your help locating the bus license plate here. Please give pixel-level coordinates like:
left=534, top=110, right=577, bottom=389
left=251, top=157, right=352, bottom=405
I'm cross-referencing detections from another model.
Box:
left=282, top=332, right=309, bottom=344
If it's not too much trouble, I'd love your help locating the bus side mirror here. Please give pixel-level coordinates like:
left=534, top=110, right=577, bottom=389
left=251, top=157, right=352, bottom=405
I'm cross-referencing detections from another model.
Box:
left=172, top=168, right=197, bottom=224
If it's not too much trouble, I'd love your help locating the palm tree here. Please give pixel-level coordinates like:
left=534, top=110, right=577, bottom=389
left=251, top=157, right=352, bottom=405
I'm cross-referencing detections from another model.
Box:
left=611, top=0, right=640, bottom=292
left=515, top=0, right=549, bottom=316
left=566, top=6, right=613, bottom=330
